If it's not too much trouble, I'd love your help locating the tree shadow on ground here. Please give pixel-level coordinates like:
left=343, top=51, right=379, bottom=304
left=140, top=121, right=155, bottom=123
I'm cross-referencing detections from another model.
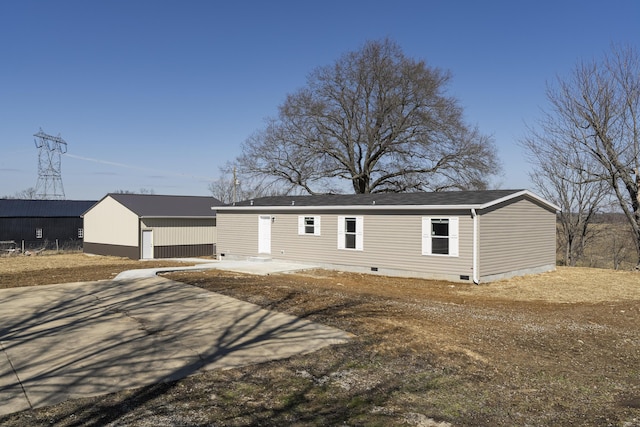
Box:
left=0, top=277, right=372, bottom=426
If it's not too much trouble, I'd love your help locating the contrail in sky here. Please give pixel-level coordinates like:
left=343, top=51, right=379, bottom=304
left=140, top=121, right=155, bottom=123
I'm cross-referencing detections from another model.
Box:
left=64, top=153, right=217, bottom=181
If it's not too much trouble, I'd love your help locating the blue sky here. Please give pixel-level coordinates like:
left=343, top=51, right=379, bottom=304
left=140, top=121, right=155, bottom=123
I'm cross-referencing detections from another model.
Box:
left=1, top=0, right=638, bottom=200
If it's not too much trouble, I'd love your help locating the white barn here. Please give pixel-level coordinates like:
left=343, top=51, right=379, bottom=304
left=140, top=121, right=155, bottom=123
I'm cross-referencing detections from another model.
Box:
left=83, top=194, right=224, bottom=259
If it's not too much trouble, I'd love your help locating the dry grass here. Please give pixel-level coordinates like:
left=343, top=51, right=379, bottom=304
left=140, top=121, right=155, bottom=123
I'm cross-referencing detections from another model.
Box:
left=466, top=266, right=640, bottom=303
left=0, top=252, right=134, bottom=274
left=0, top=252, right=196, bottom=288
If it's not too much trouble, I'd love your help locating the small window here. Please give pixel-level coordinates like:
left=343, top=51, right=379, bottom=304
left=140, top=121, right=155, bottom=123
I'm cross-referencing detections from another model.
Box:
left=36, top=228, right=43, bottom=239
left=337, top=216, right=363, bottom=250
left=298, top=216, right=321, bottom=235
left=78, top=228, right=84, bottom=239
left=431, top=219, right=450, bottom=255
left=305, top=217, right=315, bottom=234
left=422, top=217, right=459, bottom=257
left=345, top=218, right=357, bottom=249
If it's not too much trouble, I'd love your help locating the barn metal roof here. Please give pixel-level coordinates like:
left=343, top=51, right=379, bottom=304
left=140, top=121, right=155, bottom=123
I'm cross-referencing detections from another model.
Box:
left=217, top=190, right=560, bottom=212
left=106, top=194, right=225, bottom=218
left=0, top=199, right=97, bottom=217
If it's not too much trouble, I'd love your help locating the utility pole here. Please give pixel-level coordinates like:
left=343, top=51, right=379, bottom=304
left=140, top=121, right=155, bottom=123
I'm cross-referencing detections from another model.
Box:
left=232, top=166, right=238, bottom=204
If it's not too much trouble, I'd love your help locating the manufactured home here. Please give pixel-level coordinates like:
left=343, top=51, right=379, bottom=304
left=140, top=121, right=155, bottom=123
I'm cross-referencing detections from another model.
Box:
left=215, top=190, right=559, bottom=283
left=83, top=194, right=224, bottom=259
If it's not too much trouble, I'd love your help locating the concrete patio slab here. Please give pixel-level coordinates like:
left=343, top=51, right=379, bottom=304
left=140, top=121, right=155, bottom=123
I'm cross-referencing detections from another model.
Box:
left=0, top=276, right=351, bottom=416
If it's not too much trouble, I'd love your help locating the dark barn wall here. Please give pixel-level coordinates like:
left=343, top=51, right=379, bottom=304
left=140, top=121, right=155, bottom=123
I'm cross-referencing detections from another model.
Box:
left=0, top=217, right=84, bottom=248
left=83, top=242, right=139, bottom=259
left=154, top=243, right=215, bottom=258
left=83, top=243, right=216, bottom=260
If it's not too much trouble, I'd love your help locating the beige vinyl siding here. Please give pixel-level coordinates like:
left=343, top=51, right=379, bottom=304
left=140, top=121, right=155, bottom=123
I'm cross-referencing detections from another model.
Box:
left=140, top=218, right=216, bottom=246
left=217, top=209, right=473, bottom=278
left=83, top=196, right=139, bottom=246
left=479, top=198, right=556, bottom=277
left=217, top=212, right=260, bottom=256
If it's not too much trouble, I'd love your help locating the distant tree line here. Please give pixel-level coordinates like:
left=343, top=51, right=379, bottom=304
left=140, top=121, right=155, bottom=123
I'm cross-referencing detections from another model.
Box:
left=2, top=188, right=156, bottom=199
left=1, top=187, right=37, bottom=199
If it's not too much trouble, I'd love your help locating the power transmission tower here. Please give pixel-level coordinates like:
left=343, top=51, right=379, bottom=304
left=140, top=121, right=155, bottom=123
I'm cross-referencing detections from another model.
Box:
left=33, top=129, right=67, bottom=200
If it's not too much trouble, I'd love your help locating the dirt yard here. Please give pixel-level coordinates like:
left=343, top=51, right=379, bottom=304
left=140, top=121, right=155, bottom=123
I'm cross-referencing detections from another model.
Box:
left=0, top=253, right=639, bottom=426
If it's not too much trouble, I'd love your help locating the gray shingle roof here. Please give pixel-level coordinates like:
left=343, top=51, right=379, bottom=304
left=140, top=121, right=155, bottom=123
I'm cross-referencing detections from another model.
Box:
left=107, top=194, right=224, bottom=217
left=0, top=199, right=97, bottom=217
left=231, top=190, right=528, bottom=207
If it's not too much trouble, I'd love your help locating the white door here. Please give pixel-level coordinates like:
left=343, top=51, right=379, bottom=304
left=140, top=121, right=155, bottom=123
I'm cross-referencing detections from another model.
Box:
left=258, top=215, right=271, bottom=254
left=142, top=229, right=153, bottom=259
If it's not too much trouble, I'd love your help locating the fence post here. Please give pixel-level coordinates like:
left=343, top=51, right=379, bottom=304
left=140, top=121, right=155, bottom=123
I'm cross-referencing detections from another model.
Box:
left=56, top=239, right=59, bottom=252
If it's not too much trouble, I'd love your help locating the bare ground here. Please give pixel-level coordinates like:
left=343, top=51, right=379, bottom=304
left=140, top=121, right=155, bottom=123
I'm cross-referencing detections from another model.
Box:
left=0, top=253, right=639, bottom=426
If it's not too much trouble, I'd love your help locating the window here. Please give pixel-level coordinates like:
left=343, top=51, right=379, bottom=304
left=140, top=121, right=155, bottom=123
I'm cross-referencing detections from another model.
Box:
left=431, top=219, right=450, bottom=254
left=345, top=218, right=357, bottom=248
left=298, top=216, right=321, bottom=235
left=35, top=228, right=43, bottom=239
left=78, top=228, right=84, bottom=239
left=422, top=217, right=458, bottom=256
left=337, top=216, right=363, bottom=250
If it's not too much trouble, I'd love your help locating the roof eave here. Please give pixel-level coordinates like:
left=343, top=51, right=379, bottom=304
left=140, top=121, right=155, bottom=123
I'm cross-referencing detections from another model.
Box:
left=211, top=190, right=561, bottom=212
left=478, top=190, right=561, bottom=212
left=140, top=215, right=216, bottom=219
left=213, top=204, right=484, bottom=211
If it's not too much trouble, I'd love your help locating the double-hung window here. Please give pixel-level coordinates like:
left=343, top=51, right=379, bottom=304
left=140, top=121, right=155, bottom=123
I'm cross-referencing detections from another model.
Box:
left=298, top=216, right=321, bottom=236
left=337, top=216, right=363, bottom=250
left=422, top=217, right=458, bottom=256
left=35, top=228, right=43, bottom=239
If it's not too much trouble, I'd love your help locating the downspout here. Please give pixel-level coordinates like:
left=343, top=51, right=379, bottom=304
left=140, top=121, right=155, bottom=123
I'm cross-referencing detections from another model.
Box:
left=471, top=208, right=479, bottom=285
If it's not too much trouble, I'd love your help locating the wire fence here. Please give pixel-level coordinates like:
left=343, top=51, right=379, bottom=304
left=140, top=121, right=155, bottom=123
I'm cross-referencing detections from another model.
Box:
left=0, top=239, right=83, bottom=256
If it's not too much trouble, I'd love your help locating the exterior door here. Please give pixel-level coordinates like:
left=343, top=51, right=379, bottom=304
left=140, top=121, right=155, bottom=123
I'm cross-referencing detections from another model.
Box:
left=142, top=229, right=154, bottom=259
left=258, top=215, right=271, bottom=254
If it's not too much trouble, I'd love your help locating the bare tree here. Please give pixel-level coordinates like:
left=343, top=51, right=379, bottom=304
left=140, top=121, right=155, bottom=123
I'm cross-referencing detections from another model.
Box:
left=236, top=39, right=500, bottom=195
left=208, top=176, right=236, bottom=205
left=209, top=168, right=290, bottom=204
left=537, top=44, right=640, bottom=267
left=605, top=212, right=632, bottom=270
left=522, top=126, right=608, bottom=266
left=112, top=188, right=156, bottom=195
left=4, top=187, right=38, bottom=199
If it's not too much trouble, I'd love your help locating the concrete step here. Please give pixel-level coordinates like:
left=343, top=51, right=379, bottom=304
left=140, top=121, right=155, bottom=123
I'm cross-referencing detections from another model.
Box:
left=248, top=256, right=272, bottom=262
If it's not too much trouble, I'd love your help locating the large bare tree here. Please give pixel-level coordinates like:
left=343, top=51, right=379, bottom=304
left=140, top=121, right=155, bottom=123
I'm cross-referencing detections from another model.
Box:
left=236, top=39, right=500, bottom=194
left=527, top=44, right=640, bottom=267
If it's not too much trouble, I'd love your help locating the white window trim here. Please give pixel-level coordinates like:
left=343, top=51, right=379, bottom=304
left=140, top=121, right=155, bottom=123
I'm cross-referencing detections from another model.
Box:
left=298, top=215, right=321, bottom=236
left=422, top=216, right=459, bottom=257
left=337, top=216, right=363, bottom=251
left=36, top=228, right=43, bottom=239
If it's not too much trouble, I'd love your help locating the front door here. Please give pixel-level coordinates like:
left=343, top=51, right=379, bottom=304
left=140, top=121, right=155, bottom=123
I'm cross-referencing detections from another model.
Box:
left=142, top=229, right=153, bottom=259
left=258, top=215, right=271, bottom=254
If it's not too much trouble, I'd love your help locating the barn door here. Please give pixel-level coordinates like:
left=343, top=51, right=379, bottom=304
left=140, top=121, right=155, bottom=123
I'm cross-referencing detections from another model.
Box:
left=258, top=215, right=271, bottom=254
left=142, top=229, right=154, bottom=259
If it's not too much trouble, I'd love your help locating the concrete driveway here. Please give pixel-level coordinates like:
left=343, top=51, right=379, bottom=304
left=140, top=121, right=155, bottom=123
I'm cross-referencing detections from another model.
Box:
left=0, top=273, right=351, bottom=416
